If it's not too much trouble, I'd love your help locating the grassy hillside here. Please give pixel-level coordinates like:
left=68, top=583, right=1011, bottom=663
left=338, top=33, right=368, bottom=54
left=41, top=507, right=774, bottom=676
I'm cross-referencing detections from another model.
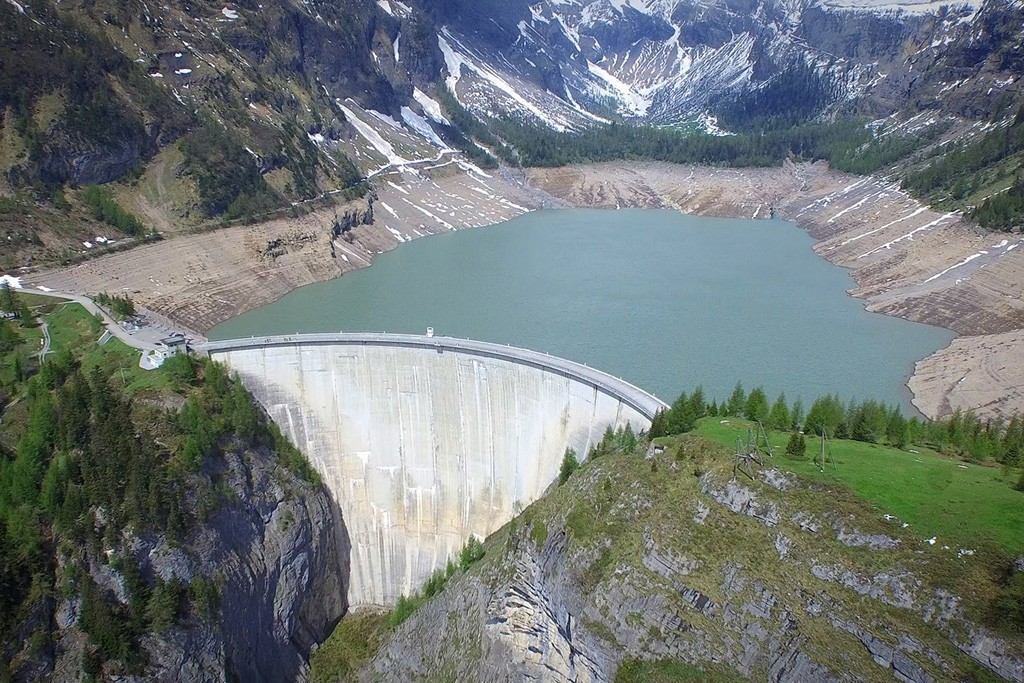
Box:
left=336, top=426, right=1022, bottom=680
left=690, top=418, right=1024, bottom=554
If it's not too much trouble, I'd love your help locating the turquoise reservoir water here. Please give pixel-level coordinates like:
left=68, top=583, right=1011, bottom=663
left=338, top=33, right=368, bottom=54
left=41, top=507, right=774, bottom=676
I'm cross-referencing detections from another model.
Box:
left=211, top=209, right=954, bottom=413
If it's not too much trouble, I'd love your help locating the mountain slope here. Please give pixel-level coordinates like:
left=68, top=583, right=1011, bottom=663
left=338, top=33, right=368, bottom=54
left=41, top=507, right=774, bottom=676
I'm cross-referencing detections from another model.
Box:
left=423, top=0, right=1021, bottom=127
left=2, top=0, right=1023, bottom=274
left=356, top=432, right=1024, bottom=681
left=0, top=302, right=346, bottom=681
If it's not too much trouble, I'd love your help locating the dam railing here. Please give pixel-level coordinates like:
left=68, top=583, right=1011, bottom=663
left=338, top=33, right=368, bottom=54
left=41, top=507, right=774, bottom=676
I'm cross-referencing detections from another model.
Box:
left=197, top=333, right=668, bottom=420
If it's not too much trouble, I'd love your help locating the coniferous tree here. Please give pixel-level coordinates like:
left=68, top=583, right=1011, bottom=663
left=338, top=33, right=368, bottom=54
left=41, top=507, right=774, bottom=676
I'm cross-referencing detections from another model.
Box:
left=851, top=400, right=888, bottom=444
left=146, top=578, right=182, bottom=633
left=17, top=300, right=36, bottom=329
left=648, top=409, right=667, bottom=439
left=204, top=360, right=229, bottom=396
left=785, top=431, right=806, bottom=458
left=0, top=319, right=21, bottom=352
left=229, top=380, right=259, bottom=441
left=621, top=423, right=638, bottom=452
left=666, top=391, right=691, bottom=434
left=768, top=393, right=790, bottom=431
left=805, top=395, right=844, bottom=437
left=11, top=353, right=25, bottom=382
left=558, top=449, right=579, bottom=485
left=1001, top=416, right=1024, bottom=466
left=886, top=406, right=908, bottom=449
left=726, top=382, right=746, bottom=417
left=790, top=398, right=805, bottom=431
left=687, top=386, right=707, bottom=423
left=744, top=387, right=770, bottom=423
left=0, top=284, right=15, bottom=311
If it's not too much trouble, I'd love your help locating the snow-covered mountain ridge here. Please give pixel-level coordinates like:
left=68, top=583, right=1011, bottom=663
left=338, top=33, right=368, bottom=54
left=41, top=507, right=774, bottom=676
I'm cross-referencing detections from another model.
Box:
left=424, top=0, right=1020, bottom=132
left=1, top=0, right=1021, bottom=261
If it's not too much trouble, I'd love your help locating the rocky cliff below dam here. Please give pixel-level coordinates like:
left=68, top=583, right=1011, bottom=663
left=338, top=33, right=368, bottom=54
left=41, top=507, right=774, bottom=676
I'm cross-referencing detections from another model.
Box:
left=204, top=334, right=662, bottom=606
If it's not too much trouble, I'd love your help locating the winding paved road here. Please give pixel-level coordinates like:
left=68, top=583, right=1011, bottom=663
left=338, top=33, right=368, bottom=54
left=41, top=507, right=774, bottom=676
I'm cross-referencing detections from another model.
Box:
left=38, top=322, right=50, bottom=360
left=21, top=289, right=160, bottom=351
left=199, top=333, right=668, bottom=420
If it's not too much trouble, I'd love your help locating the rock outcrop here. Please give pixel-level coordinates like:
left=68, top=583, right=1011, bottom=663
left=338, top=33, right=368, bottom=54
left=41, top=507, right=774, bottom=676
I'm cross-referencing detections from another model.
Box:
left=46, top=441, right=348, bottom=682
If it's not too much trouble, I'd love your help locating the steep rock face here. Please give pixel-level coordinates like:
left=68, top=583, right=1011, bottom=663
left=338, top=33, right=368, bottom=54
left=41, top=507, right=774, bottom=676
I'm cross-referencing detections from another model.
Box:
left=363, top=529, right=616, bottom=681
left=422, top=0, right=1024, bottom=133
left=199, top=449, right=349, bottom=682
left=331, top=196, right=375, bottom=240
left=12, top=125, right=160, bottom=189
left=49, top=443, right=348, bottom=682
left=895, top=0, right=1024, bottom=121
left=421, top=0, right=531, bottom=46
left=580, top=3, right=676, bottom=55
left=366, top=525, right=843, bottom=681
left=256, top=1, right=403, bottom=115
left=428, top=0, right=971, bottom=126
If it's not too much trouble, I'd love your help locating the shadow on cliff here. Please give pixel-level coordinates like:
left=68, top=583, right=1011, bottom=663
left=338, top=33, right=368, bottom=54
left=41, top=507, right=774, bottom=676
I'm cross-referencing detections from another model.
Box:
left=320, top=493, right=354, bottom=636
left=211, top=447, right=353, bottom=683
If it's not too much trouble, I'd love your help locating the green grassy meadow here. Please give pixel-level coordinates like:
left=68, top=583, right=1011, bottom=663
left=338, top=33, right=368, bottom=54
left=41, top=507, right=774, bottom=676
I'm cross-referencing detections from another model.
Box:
left=686, top=417, right=1024, bottom=554
left=48, top=302, right=175, bottom=395
left=3, top=297, right=175, bottom=399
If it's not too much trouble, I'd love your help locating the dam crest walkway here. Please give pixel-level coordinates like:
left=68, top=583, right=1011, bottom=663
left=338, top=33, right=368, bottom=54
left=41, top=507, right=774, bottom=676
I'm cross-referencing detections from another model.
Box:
left=198, top=332, right=668, bottom=420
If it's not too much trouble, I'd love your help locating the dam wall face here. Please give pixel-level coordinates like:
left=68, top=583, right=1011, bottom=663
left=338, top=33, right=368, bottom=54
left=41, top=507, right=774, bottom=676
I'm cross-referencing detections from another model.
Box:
left=207, top=335, right=661, bottom=606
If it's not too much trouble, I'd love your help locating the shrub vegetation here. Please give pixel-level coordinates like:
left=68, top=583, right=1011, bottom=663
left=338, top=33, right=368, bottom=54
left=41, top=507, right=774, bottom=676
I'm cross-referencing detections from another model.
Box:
left=81, top=186, right=144, bottom=235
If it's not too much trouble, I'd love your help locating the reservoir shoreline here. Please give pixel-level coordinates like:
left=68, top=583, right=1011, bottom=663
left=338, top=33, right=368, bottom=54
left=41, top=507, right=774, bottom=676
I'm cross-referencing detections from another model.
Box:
left=28, top=160, right=1024, bottom=421
left=210, top=208, right=954, bottom=417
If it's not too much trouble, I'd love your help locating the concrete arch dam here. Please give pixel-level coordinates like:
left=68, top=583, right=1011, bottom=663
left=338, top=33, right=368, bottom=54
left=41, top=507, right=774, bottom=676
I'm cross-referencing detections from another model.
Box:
left=200, top=333, right=667, bottom=606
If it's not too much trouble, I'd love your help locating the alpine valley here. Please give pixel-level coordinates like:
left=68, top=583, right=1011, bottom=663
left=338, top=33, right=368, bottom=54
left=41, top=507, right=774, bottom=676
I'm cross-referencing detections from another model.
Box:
left=3, top=0, right=1024, bottom=680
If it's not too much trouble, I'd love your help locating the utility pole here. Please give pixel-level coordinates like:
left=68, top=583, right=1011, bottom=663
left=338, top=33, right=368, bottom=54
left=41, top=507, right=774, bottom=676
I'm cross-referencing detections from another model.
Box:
left=814, top=429, right=835, bottom=472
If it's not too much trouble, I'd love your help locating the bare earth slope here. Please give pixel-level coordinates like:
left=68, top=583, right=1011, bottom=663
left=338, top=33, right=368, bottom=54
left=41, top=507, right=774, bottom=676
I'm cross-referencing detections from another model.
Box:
left=28, top=167, right=538, bottom=333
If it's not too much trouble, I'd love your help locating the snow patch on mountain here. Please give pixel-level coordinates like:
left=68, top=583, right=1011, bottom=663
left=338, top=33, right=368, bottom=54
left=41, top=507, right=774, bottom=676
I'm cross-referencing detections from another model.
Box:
left=426, top=0, right=1003, bottom=132
left=401, top=107, right=451, bottom=149
left=438, top=34, right=464, bottom=92
left=819, top=0, right=979, bottom=15
left=439, top=30, right=586, bottom=131
left=586, top=61, right=651, bottom=116
left=414, top=88, right=451, bottom=125
left=339, top=101, right=412, bottom=170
